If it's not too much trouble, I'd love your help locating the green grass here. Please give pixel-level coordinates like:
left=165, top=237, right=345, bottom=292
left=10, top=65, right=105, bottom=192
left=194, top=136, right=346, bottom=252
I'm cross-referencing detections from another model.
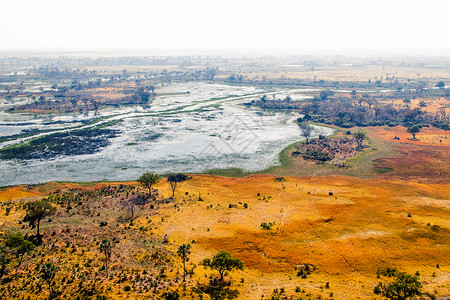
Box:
left=0, top=135, right=42, bottom=151
left=204, top=167, right=251, bottom=178
left=0, top=116, right=116, bottom=144
left=91, top=119, right=121, bottom=129
left=259, top=125, right=402, bottom=179
left=373, top=166, right=394, bottom=174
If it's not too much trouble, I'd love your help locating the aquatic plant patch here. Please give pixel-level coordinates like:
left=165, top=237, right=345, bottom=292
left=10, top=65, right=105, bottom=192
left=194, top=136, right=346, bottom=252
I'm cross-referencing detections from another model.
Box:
left=0, top=129, right=120, bottom=160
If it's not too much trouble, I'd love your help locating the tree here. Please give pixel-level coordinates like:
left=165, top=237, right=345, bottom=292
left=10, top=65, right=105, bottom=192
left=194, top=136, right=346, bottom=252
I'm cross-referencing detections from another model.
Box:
left=4, top=232, right=34, bottom=274
left=167, top=174, right=188, bottom=198
left=407, top=125, right=421, bottom=140
left=204, top=67, right=218, bottom=81
left=177, top=244, right=191, bottom=283
left=353, top=131, right=366, bottom=148
left=40, top=261, right=57, bottom=300
left=319, top=90, right=334, bottom=100
left=23, top=200, right=56, bottom=237
left=201, top=250, right=243, bottom=285
left=382, top=273, right=422, bottom=300
left=123, top=199, right=135, bottom=219
left=99, top=239, right=112, bottom=277
left=0, top=250, right=7, bottom=279
left=298, top=123, right=313, bottom=144
left=133, top=87, right=151, bottom=103
left=137, top=171, right=160, bottom=195
left=435, top=81, right=445, bottom=89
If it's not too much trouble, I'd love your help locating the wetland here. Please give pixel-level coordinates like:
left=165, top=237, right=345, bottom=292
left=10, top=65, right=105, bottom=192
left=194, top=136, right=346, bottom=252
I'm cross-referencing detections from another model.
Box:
left=0, top=79, right=332, bottom=186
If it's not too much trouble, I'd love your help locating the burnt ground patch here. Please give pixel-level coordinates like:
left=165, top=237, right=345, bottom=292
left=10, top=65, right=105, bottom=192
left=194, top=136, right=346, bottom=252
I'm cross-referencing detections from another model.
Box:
left=374, top=143, right=450, bottom=183
left=0, top=129, right=120, bottom=160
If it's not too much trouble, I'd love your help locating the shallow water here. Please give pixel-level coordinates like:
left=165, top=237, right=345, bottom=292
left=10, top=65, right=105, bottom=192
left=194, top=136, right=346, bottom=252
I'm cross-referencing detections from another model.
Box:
left=0, top=82, right=333, bottom=186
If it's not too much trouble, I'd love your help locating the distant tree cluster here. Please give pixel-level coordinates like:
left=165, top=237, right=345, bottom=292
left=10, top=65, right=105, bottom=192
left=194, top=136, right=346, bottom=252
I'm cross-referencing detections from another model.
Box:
left=131, top=86, right=154, bottom=103
left=249, top=93, right=449, bottom=130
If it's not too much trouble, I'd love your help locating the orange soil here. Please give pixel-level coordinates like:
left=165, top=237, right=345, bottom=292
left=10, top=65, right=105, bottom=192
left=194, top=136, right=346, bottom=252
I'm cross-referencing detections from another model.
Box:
left=367, top=126, right=450, bottom=184
left=371, top=125, right=450, bottom=146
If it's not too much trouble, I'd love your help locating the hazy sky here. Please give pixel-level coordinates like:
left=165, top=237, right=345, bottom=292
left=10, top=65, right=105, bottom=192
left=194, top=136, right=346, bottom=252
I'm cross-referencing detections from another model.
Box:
left=1, top=0, right=449, bottom=53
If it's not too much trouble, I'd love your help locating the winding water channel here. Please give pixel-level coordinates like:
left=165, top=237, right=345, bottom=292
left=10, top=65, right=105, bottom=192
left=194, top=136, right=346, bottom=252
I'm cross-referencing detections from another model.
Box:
left=0, top=83, right=333, bottom=186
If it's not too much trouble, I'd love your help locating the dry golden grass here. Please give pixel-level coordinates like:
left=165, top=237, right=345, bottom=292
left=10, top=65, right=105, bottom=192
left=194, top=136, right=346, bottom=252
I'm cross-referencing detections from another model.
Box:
left=137, top=175, right=450, bottom=299
left=218, top=64, right=450, bottom=82
left=0, top=186, right=39, bottom=202
left=372, top=125, right=450, bottom=146
left=1, top=173, right=449, bottom=299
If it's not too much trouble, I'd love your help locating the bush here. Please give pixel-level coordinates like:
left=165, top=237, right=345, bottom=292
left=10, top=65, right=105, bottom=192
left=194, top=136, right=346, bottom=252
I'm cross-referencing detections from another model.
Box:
left=260, top=222, right=274, bottom=230
left=377, top=267, right=398, bottom=277
left=373, top=282, right=383, bottom=294
left=383, top=273, right=422, bottom=299
left=369, top=120, right=384, bottom=126
left=303, top=150, right=331, bottom=162
left=374, top=270, right=423, bottom=299
left=341, top=122, right=356, bottom=128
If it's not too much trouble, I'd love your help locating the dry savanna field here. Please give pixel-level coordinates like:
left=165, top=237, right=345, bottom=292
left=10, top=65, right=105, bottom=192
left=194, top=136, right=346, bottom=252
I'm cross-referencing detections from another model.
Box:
left=1, top=125, right=449, bottom=299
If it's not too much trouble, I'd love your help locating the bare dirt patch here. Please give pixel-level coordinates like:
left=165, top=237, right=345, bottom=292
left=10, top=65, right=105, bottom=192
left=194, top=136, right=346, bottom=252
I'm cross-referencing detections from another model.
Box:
left=372, top=125, right=450, bottom=146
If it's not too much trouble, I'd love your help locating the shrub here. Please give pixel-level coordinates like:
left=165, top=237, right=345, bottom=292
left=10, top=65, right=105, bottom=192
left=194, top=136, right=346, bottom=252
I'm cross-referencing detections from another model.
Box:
left=302, top=150, right=331, bottom=162
left=260, top=222, right=274, bottom=230
left=373, top=282, right=383, bottom=294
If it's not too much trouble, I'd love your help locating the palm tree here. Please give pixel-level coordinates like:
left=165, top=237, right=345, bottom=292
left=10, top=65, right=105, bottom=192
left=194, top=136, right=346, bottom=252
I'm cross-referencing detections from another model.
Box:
left=40, top=261, right=57, bottom=300
left=99, top=239, right=112, bottom=277
left=177, top=244, right=191, bottom=282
